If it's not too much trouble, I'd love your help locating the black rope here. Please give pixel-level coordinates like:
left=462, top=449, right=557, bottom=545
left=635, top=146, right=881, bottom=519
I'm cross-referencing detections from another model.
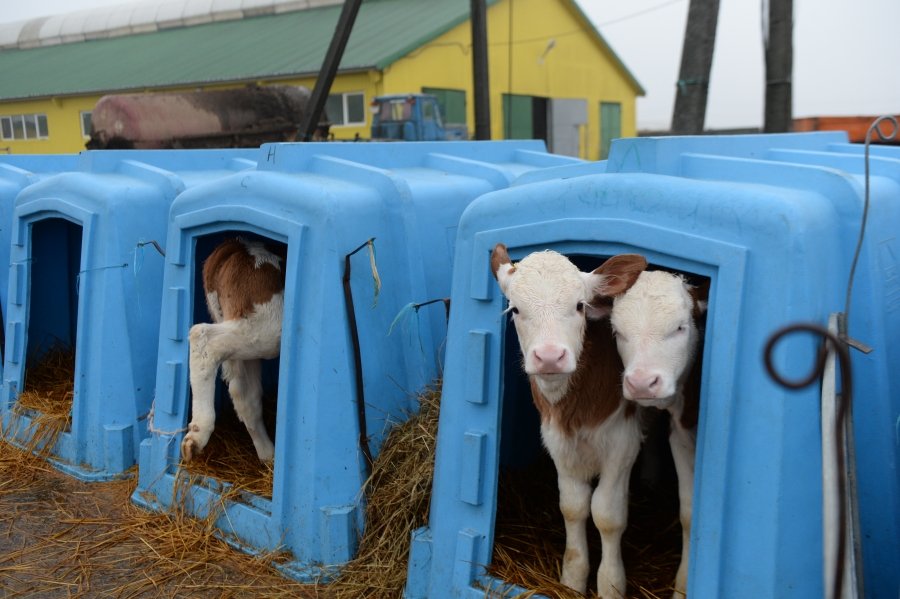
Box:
left=137, top=240, right=166, bottom=257
left=342, top=238, right=376, bottom=475
left=763, top=323, right=852, bottom=599
left=412, top=297, right=451, bottom=323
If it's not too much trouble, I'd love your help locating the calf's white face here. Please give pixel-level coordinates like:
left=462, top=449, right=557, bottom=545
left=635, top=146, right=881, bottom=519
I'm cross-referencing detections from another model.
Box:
left=496, top=251, right=598, bottom=376
left=491, top=244, right=647, bottom=401
left=610, top=270, right=703, bottom=409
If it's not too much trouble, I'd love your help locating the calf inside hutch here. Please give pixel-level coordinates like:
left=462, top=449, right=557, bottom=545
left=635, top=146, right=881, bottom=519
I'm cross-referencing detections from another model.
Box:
left=180, top=231, right=287, bottom=499
left=489, top=247, right=709, bottom=599
left=15, top=218, right=83, bottom=445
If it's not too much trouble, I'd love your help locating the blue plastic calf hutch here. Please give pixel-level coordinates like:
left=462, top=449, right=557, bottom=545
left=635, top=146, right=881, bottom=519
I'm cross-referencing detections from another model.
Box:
left=0, top=155, right=80, bottom=336
left=406, top=131, right=900, bottom=598
left=0, top=149, right=257, bottom=481
left=130, top=140, right=579, bottom=580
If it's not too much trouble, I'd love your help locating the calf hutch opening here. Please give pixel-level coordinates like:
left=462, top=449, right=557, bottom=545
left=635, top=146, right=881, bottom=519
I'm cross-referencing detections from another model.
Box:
left=179, top=231, right=287, bottom=499
left=9, top=218, right=83, bottom=452
left=487, top=251, right=709, bottom=598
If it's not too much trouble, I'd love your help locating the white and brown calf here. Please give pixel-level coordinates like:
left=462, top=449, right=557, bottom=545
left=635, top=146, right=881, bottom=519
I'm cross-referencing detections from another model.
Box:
left=610, top=270, right=707, bottom=598
left=491, top=243, right=647, bottom=598
left=182, top=237, right=286, bottom=463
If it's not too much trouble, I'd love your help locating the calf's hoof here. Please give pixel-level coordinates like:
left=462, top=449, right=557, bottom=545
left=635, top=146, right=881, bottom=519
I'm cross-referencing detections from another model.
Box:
left=597, top=570, right=627, bottom=599
left=559, top=551, right=589, bottom=594
left=181, top=432, right=205, bottom=462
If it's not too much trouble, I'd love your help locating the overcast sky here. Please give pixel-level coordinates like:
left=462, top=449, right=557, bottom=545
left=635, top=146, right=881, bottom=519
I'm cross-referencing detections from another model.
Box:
left=2, top=0, right=898, bottom=131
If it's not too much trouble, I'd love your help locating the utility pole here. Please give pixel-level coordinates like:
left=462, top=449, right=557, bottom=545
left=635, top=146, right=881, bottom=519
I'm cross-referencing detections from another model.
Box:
left=299, top=0, right=363, bottom=141
left=671, top=0, right=720, bottom=135
left=471, top=0, right=491, bottom=140
left=763, top=0, right=793, bottom=133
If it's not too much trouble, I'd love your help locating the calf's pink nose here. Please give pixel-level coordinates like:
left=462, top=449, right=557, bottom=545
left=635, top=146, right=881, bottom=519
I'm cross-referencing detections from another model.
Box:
left=532, top=344, right=569, bottom=373
left=624, top=370, right=661, bottom=398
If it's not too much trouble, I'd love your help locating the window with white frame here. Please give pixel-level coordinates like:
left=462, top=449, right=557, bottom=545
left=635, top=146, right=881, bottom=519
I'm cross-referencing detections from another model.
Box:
left=325, top=92, right=366, bottom=126
left=80, top=111, right=92, bottom=137
left=0, top=113, right=49, bottom=140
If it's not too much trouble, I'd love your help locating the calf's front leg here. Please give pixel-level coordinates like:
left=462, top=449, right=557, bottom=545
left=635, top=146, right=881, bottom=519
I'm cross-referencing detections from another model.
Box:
left=592, top=425, right=641, bottom=599
left=557, top=472, right=593, bottom=593
left=591, top=465, right=631, bottom=598
left=183, top=322, right=222, bottom=461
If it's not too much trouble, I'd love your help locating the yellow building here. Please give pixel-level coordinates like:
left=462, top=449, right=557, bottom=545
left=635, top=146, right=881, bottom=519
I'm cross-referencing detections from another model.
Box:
left=0, top=0, right=643, bottom=159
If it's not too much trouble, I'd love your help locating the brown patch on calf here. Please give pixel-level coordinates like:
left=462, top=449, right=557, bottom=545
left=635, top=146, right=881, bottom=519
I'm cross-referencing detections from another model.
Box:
left=203, top=238, right=286, bottom=320
left=529, top=318, right=634, bottom=436
left=592, top=254, right=647, bottom=297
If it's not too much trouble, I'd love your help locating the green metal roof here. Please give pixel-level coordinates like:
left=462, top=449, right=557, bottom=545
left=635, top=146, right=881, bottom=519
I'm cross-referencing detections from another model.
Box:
left=0, top=0, right=643, bottom=101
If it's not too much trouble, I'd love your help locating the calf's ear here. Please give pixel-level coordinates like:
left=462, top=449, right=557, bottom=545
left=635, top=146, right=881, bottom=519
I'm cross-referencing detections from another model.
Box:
left=490, top=243, right=516, bottom=293
left=580, top=254, right=647, bottom=320
left=591, top=253, right=648, bottom=297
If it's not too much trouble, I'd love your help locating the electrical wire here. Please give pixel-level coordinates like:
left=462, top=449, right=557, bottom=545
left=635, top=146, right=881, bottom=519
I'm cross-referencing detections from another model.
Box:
left=595, top=0, right=687, bottom=28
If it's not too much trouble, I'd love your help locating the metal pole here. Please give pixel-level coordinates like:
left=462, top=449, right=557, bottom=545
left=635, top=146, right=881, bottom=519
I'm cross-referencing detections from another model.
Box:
left=470, top=0, right=491, bottom=140
left=299, top=0, right=363, bottom=141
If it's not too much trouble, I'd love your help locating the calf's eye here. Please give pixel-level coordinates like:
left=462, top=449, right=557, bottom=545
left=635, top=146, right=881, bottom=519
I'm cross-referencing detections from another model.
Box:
left=511, top=306, right=520, bottom=315
left=576, top=301, right=585, bottom=313
left=668, top=323, right=688, bottom=337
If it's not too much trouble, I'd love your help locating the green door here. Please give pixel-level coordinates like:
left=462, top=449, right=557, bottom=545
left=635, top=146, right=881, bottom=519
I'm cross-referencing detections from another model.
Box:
left=600, top=102, right=622, bottom=159
left=503, top=94, right=534, bottom=139
left=423, top=87, right=467, bottom=124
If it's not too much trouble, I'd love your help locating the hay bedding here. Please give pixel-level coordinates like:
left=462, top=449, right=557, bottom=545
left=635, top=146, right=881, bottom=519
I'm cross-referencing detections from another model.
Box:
left=9, top=345, right=76, bottom=454
left=489, top=453, right=681, bottom=598
left=0, top=441, right=320, bottom=598
left=178, top=394, right=277, bottom=500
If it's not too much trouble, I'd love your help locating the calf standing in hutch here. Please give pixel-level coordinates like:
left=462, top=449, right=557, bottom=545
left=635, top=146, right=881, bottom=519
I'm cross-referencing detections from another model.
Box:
left=182, top=237, right=286, bottom=463
left=610, top=269, right=707, bottom=598
left=491, top=243, right=705, bottom=598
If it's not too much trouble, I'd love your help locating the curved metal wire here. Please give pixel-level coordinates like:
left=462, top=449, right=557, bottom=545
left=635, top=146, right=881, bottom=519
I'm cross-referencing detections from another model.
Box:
left=843, top=115, right=899, bottom=334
